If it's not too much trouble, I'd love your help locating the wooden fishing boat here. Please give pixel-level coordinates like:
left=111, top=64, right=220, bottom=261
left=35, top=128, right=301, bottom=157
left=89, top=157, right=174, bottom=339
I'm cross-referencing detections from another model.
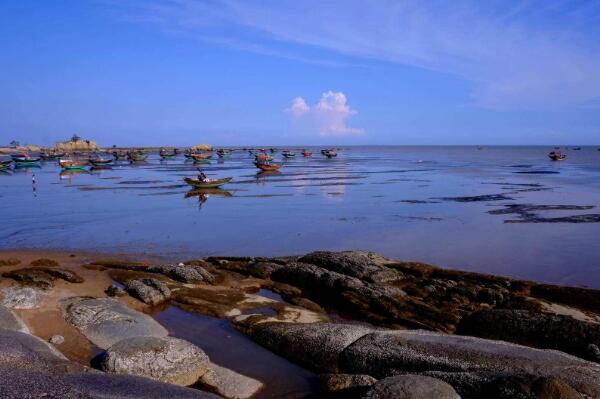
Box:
left=111, top=151, right=126, bottom=160
left=40, top=152, right=58, bottom=160
left=254, top=162, right=282, bottom=171
left=191, top=153, right=212, bottom=161
left=572, top=147, right=582, bottom=151
left=60, top=159, right=89, bottom=169
left=128, top=152, right=148, bottom=162
left=282, top=151, right=295, bottom=158
left=323, top=150, right=338, bottom=158
left=184, top=177, right=232, bottom=188
left=302, top=150, right=312, bottom=157
left=89, top=158, right=113, bottom=166
left=255, top=153, right=274, bottom=162
left=548, top=151, right=566, bottom=161
left=12, top=156, right=41, bottom=164
left=160, top=153, right=176, bottom=159
left=216, top=149, right=232, bottom=158
left=0, top=159, right=12, bottom=166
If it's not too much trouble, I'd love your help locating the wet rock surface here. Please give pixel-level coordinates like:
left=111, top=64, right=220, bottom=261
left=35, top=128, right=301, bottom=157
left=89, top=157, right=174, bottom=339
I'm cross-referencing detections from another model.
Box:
left=148, top=264, right=215, bottom=283
left=361, top=374, right=460, bottom=399
left=456, top=309, right=600, bottom=362
left=2, top=267, right=84, bottom=289
left=125, top=278, right=171, bottom=305
left=437, top=194, right=514, bottom=202
left=298, top=251, right=399, bottom=283
left=99, top=336, right=210, bottom=386
left=489, top=204, right=600, bottom=223
left=239, top=322, right=372, bottom=372
left=105, top=284, right=127, bottom=297
left=238, top=320, right=600, bottom=398
left=319, top=373, right=376, bottom=396
left=3, top=249, right=600, bottom=398
left=61, top=297, right=168, bottom=349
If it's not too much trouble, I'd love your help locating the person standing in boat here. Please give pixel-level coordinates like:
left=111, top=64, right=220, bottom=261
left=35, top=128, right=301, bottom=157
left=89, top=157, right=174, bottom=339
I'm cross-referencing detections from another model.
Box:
left=197, top=169, right=210, bottom=182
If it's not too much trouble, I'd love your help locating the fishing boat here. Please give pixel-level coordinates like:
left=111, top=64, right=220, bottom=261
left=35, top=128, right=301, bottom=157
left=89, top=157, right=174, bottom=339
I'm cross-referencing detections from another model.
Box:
left=0, top=160, right=11, bottom=170
left=184, top=176, right=232, bottom=188
left=191, top=153, right=212, bottom=161
left=216, top=149, right=232, bottom=158
left=59, top=159, right=89, bottom=170
left=159, top=148, right=176, bottom=159
left=302, top=150, right=312, bottom=157
left=40, top=152, right=64, bottom=160
left=282, top=150, right=295, bottom=158
left=255, top=153, right=274, bottom=162
left=548, top=151, right=566, bottom=161
left=12, top=154, right=41, bottom=165
left=269, top=148, right=278, bottom=153
left=128, top=151, right=148, bottom=162
left=112, top=150, right=127, bottom=160
left=323, top=149, right=338, bottom=158
left=89, top=157, right=113, bottom=166
left=572, top=147, right=582, bottom=151
left=254, top=162, right=282, bottom=171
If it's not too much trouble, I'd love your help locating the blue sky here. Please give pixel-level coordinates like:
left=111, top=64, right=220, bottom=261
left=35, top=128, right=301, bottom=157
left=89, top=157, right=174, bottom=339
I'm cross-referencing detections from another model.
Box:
left=1, top=0, right=600, bottom=146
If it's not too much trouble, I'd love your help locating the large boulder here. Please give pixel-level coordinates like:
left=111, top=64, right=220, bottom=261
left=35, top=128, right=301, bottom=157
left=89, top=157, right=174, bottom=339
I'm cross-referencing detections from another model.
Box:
left=0, top=305, right=30, bottom=333
left=61, top=297, right=168, bottom=349
left=271, top=262, right=450, bottom=331
left=239, top=321, right=371, bottom=372
left=0, top=329, right=218, bottom=398
left=100, top=336, right=210, bottom=386
left=299, top=251, right=400, bottom=283
left=319, top=373, right=376, bottom=395
left=198, top=363, right=264, bottom=399
left=64, top=372, right=220, bottom=398
left=339, top=329, right=600, bottom=397
left=456, top=309, right=600, bottom=362
left=1, top=286, right=43, bottom=309
left=125, top=278, right=171, bottom=305
left=148, top=265, right=215, bottom=284
left=362, top=375, right=460, bottom=399
left=0, top=330, right=76, bottom=372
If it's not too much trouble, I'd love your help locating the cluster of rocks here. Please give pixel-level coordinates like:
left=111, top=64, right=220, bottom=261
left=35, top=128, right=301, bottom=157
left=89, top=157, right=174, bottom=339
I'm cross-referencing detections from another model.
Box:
left=60, top=296, right=263, bottom=398
left=236, top=320, right=600, bottom=398
left=0, top=303, right=217, bottom=398
left=2, top=251, right=600, bottom=398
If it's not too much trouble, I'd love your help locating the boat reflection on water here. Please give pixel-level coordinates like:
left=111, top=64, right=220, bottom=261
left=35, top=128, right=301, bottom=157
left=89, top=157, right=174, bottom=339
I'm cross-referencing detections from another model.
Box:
left=255, top=170, right=281, bottom=185
left=185, top=188, right=233, bottom=210
left=60, top=169, right=89, bottom=180
left=90, top=165, right=112, bottom=173
left=13, top=165, right=41, bottom=175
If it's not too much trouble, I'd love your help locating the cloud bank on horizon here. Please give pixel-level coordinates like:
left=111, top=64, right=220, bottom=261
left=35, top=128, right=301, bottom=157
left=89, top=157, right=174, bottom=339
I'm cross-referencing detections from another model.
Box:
left=286, top=91, right=365, bottom=137
left=116, top=0, right=600, bottom=110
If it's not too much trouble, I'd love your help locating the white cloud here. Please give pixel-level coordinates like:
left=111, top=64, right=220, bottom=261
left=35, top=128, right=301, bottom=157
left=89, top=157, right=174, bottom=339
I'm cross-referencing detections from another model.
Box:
left=286, top=91, right=365, bottom=137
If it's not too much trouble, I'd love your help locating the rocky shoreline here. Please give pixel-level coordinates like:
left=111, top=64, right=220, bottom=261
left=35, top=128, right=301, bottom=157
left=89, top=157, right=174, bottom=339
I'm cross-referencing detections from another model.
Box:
left=0, top=249, right=599, bottom=398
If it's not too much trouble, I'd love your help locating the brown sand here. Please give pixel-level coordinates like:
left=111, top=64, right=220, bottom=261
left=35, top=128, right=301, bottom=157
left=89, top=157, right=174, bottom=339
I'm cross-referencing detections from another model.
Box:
left=0, top=249, right=162, bottom=364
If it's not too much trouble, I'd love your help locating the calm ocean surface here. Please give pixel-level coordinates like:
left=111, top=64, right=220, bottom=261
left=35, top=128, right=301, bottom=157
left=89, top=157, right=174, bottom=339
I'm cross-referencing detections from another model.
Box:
left=2, top=146, right=600, bottom=288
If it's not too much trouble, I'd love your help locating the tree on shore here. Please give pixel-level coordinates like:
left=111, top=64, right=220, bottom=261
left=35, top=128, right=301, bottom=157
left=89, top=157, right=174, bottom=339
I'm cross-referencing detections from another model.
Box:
left=71, top=134, right=81, bottom=142
left=9, top=140, right=19, bottom=147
